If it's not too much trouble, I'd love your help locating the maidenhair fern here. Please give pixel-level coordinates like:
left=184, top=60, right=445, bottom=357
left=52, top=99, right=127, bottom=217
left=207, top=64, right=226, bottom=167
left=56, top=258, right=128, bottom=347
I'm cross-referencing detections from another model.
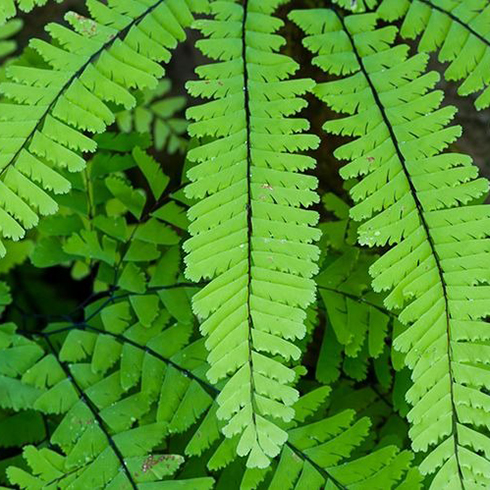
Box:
left=377, top=0, right=490, bottom=110
left=1, top=1, right=489, bottom=488
left=183, top=0, right=320, bottom=468
left=0, top=0, right=206, bottom=256
left=292, top=7, right=490, bottom=488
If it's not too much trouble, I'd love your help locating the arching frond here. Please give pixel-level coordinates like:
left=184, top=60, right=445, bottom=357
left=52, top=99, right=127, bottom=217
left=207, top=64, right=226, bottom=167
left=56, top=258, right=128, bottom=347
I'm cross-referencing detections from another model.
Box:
left=0, top=0, right=208, bottom=257
left=1, top=304, right=417, bottom=490
left=377, top=0, right=490, bottom=110
left=183, top=0, right=321, bottom=468
left=269, top=416, right=415, bottom=490
left=2, top=277, right=212, bottom=488
left=184, top=382, right=418, bottom=489
left=292, top=8, right=490, bottom=489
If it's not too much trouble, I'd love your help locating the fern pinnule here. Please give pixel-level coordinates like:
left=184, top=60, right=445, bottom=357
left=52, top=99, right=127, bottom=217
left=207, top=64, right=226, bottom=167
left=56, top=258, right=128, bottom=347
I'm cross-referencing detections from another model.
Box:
left=0, top=18, right=22, bottom=60
left=186, top=383, right=418, bottom=489
left=0, top=0, right=54, bottom=25
left=293, top=8, right=490, bottom=489
left=117, top=79, right=189, bottom=154
left=183, top=0, right=321, bottom=468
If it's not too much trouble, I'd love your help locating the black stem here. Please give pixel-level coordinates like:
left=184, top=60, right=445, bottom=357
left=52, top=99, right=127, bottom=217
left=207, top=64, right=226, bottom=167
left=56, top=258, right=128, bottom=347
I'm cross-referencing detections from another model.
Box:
left=334, top=8, right=462, bottom=485
left=317, top=285, right=394, bottom=318
left=418, top=0, right=490, bottom=48
left=0, top=0, right=168, bottom=180
left=27, top=322, right=220, bottom=396
left=241, top=0, right=259, bottom=432
left=42, top=334, right=138, bottom=489
left=287, top=442, right=346, bottom=489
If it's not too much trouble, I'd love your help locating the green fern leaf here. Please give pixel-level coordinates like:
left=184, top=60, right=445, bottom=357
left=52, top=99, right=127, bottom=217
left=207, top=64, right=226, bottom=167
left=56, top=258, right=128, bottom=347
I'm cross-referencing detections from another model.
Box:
left=316, top=196, right=395, bottom=386
left=29, top=131, right=183, bottom=292
left=0, top=0, right=207, bottom=257
left=2, top=281, right=212, bottom=488
left=317, top=245, right=393, bottom=385
left=0, top=323, right=44, bottom=402
left=117, top=79, right=189, bottom=154
left=0, top=18, right=22, bottom=59
left=185, top=382, right=417, bottom=489
left=0, top=0, right=58, bottom=25
left=0, top=278, right=416, bottom=489
left=183, top=0, right=321, bottom=468
left=377, top=0, right=490, bottom=110
left=292, top=8, right=490, bottom=488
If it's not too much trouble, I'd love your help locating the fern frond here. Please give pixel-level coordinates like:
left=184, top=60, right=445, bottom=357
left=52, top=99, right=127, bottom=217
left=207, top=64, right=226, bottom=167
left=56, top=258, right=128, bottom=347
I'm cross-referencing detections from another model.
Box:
left=30, top=133, right=182, bottom=286
left=271, top=414, right=414, bottom=489
left=1, top=276, right=416, bottom=490
left=2, top=280, right=213, bottom=488
left=317, top=246, right=393, bottom=385
left=185, top=382, right=417, bottom=489
left=377, top=0, right=490, bottom=110
left=8, top=445, right=213, bottom=489
left=292, top=8, right=490, bottom=488
left=0, top=323, right=44, bottom=412
left=0, top=0, right=207, bottom=258
left=183, top=0, right=321, bottom=468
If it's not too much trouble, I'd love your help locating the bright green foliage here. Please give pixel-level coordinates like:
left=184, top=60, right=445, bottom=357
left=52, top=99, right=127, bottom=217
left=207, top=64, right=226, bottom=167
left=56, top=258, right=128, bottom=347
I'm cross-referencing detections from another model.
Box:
left=1, top=1, right=490, bottom=488
left=183, top=0, right=321, bottom=468
left=1, top=322, right=213, bottom=489
left=0, top=305, right=417, bottom=489
left=315, top=193, right=395, bottom=385
left=293, top=8, right=490, bottom=489
left=317, top=245, right=393, bottom=386
left=30, top=132, right=152, bottom=271
left=117, top=79, right=189, bottom=154
left=377, top=0, right=490, bottom=110
left=0, top=18, right=22, bottom=60
left=29, top=131, right=185, bottom=283
left=31, top=132, right=191, bottom=312
left=271, top=417, right=414, bottom=489
left=184, top=382, right=418, bottom=489
left=0, top=0, right=207, bottom=257
left=0, top=146, right=209, bottom=486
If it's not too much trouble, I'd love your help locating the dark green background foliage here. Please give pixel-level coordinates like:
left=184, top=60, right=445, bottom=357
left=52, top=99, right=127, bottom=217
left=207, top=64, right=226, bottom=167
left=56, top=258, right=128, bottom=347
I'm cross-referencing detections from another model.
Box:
left=0, top=0, right=489, bottom=488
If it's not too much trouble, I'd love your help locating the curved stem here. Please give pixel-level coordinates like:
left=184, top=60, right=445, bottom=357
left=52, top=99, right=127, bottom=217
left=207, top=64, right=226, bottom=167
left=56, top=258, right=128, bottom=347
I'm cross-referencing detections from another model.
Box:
left=42, top=334, right=138, bottom=489
left=334, top=8, right=462, bottom=484
left=0, top=0, right=168, bottom=180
